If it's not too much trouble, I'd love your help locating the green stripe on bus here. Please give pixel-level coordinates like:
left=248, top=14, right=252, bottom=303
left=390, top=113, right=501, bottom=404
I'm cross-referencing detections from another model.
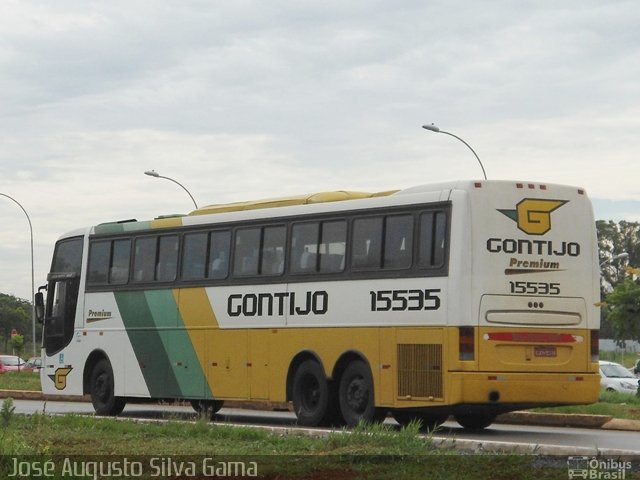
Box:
left=94, top=223, right=126, bottom=235
left=94, top=221, right=152, bottom=236
left=145, top=290, right=211, bottom=399
left=115, top=290, right=210, bottom=400
left=114, top=290, right=181, bottom=398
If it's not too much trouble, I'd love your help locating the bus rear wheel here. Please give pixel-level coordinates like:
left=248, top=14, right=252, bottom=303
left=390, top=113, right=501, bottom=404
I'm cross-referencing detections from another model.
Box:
left=454, top=412, right=496, bottom=430
left=392, top=410, right=448, bottom=431
left=338, top=360, right=385, bottom=427
left=90, top=358, right=126, bottom=416
left=292, top=359, right=330, bottom=427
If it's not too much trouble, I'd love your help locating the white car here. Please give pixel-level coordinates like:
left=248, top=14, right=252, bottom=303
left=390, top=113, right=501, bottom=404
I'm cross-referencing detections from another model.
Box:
left=599, top=360, right=639, bottom=394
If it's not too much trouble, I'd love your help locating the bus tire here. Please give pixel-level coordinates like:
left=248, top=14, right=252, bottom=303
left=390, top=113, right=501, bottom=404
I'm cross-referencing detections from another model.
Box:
left=338, top=360, right=383, bottom=427
left=454, top=412, right=496, bottom=430
left=191, top=400, right=224, bottom=419
left=392, top=410, right=448, bottom=431
left=292, top=359, right=330, bottom=427
left=90, top=358, right=126, bottom=416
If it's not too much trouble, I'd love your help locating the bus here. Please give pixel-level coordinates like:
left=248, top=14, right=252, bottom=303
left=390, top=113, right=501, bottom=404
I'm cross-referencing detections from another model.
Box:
left=36, top=180, right=601, bottom=429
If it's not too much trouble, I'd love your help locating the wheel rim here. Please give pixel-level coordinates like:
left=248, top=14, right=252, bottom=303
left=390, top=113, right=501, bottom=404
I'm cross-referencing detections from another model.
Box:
left=345, top=375, right=368, bottom=414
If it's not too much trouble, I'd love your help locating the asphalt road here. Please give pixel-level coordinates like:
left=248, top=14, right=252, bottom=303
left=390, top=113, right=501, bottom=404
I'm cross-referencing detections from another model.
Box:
left=11, top=399, right=640, bottom=456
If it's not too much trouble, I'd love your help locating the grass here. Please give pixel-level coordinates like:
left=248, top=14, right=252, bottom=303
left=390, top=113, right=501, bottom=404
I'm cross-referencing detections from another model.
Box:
left=0, top=371, right=41, bottom=391
left=535, top=390, right=640, bottom=419
left=0, top=406, right=576, bottom=480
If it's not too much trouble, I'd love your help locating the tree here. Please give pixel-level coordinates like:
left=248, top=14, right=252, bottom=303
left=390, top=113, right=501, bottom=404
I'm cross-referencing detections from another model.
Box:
left=597, top=220, right=640, bottom=289
left=596, top=220, right=640, bottom=338
left=0, top=293, right=31, bottom=353
left=604, top=277, right=640, bottom=344
left=10, top=334, right=24, bottom=367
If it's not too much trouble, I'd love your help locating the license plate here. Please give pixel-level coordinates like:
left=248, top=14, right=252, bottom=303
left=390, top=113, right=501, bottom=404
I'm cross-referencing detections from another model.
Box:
left=534, top=346, right=557, bottom=357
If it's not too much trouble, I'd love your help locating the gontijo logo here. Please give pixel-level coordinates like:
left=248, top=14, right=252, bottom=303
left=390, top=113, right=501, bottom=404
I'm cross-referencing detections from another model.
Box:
left=48, top=367, right=73, bottom=390
left=498, top=199, right=568, bottom=235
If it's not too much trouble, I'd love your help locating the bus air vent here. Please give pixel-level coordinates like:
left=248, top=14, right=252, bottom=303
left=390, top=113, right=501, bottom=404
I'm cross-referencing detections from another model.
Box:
left=397, top=344, right=443, bottom=399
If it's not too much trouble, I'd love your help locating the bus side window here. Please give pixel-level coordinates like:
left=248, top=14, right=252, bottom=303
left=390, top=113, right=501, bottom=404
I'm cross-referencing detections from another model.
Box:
left=209, top=230, right=231, bottom=279
left=110, top=239, right=131, bottom=284
left=234, top=228, right=260, bottom=276
left=419, top=211, right=447, bottom=268
left=182, top=232, right=208, bottom=280
left=133, top=237, right=157, bottom=282
left=383, top=215, right=413, bottom=269
left=351, top=217, right=382, bottom=270
left=87, top=239, right=130, bottom=285
left=87, top=241, right=110, bottom=284
left=291, top=223, right=319, bottom=273
left=261, top=226, right=285, bottom=275
left=157, top=235, right=178, bottom=282
left=319, top=220, right=346, bottom=273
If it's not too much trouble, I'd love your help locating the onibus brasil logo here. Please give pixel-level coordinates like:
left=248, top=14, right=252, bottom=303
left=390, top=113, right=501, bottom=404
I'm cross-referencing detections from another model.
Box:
left=498, top=198, right=568, bottom=235
left=567, top=456, right=631, bottom=479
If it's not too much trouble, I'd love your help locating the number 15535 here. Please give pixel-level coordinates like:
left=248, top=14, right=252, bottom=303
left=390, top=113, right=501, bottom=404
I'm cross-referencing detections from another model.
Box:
left=509, top=281, right=560, bottom=295
left=370, top=289, right=441, bottom=312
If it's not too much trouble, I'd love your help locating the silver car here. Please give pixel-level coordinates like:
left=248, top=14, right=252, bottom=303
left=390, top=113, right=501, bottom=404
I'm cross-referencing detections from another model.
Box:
left=599, top=360, right=639, bottom=394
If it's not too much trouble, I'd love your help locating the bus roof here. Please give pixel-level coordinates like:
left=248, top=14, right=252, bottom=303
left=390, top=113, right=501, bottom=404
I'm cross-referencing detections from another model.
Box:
left=189, top=190, right=399, bottom=216
left=59, top=180, right=589, bottom=239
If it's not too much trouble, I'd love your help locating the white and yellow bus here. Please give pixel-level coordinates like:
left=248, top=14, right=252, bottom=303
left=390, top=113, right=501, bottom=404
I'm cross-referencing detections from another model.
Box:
left=37, top=180, right=601, bottom=429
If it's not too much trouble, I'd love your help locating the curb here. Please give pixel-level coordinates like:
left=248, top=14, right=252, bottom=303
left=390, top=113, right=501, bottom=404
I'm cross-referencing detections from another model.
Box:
left=497, top=411, right=612, bottom=429
left=3, top=390, right=639, bottom=431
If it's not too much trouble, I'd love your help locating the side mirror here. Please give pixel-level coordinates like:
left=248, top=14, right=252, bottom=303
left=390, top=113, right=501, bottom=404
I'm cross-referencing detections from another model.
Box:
left=35, top=291, right=45, bottom=324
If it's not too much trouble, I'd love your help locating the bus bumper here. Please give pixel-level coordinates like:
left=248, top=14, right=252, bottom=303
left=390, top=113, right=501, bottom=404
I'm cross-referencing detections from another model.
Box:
left=448, top=371, right=601, bottom=406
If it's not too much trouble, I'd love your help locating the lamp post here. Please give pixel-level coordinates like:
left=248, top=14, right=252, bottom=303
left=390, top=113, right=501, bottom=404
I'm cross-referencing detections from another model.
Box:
left=0, top=193, right=36, bottom=357
left=422, top=124, right=487, bottom=180
left=144, top=170, right=198, bottom=209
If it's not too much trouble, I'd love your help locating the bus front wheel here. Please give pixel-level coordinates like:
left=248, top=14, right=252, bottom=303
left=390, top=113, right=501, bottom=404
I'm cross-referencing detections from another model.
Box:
left=292, top=359, right=330, bottom=427
left=90, top=358, right=126, bottom=416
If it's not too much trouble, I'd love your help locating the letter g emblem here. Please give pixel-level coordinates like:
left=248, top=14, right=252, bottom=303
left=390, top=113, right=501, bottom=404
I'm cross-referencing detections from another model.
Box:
left=516, top=199, right=567, bottom=235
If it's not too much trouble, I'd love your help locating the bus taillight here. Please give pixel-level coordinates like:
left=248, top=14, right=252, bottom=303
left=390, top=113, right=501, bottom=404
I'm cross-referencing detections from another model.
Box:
left=459, top=327, right=475, bottom=361
left=590, top=330, right=599, bottom=362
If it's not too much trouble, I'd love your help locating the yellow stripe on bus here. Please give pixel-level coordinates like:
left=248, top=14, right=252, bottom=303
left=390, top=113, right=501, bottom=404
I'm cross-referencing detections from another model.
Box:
left=174, top=288, right=220, bottom=396
left=150, top=217, right=184, bottom=229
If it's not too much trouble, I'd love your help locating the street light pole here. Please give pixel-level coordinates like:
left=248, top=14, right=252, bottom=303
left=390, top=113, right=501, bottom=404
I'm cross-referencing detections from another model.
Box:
left=422, top=124, right=487, bottom=180
left=0, top=193, right=36, bottom=357
left=144, top=170, right=198, bottom=209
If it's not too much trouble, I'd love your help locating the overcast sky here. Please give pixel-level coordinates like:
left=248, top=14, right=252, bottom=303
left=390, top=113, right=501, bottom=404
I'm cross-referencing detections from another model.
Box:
left=1, top=1, right=639, bottom=301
